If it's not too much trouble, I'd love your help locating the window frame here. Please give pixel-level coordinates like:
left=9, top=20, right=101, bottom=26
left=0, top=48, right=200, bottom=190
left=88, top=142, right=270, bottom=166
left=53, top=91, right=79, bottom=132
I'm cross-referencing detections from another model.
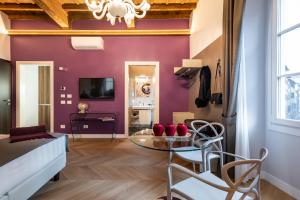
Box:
left=267, top=0, right=300, bottom=136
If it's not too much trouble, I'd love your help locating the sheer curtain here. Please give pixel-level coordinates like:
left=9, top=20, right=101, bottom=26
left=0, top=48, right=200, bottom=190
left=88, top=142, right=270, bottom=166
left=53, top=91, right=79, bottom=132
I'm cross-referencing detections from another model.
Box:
left=235, top=33, right=251, bottom=180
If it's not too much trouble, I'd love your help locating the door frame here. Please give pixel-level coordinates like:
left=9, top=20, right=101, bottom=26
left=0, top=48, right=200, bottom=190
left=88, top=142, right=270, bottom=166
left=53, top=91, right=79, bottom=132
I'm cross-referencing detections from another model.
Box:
left=124, top=61, right=160, bottom=137
left=16, top=61, right=54, bottom=132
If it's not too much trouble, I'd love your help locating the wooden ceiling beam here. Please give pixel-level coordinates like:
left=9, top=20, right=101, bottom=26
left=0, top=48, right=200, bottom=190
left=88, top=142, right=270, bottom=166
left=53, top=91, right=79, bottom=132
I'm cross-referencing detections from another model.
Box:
left=0, top=3, right=42, bottom=11
left=62, top=3, right=196, bottom=12
left=0, top=2, right=196, bottom=12
left=32, top=0, right=69, bottom=28
left=6, top=10, right=191, bottom=20
left=69, top=10, right=191, bottom=21
left=7, top=28, right=190, bottom=36
left=0, top=0, right=34, bottom=3
left=0, top=0, right=198, bottom=4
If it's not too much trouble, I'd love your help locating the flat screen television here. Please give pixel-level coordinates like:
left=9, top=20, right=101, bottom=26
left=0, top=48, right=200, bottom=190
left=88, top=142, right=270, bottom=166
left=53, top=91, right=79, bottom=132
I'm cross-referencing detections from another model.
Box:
left=79, top=78, right=114, bottom=99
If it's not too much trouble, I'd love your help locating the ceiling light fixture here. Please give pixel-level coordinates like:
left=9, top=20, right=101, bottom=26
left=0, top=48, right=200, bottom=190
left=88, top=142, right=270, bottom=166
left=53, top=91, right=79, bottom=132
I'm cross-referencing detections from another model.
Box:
left=85, top=0, right=151, bottom=26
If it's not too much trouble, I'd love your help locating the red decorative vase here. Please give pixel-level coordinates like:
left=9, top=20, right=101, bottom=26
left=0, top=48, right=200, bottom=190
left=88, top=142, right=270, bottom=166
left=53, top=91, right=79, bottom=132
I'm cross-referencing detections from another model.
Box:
left=153, top=123, right=164, bottom=136
left=177, top=123, right=188, bottom=136
left=165, top=124, right=176, bottom=136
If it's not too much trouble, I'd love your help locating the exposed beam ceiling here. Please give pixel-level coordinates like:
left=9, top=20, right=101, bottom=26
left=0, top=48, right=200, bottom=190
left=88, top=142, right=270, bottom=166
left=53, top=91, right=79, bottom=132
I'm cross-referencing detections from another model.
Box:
left=0, top=0, right=196, bottom=25
left=32, top=0, right=69, bottom=28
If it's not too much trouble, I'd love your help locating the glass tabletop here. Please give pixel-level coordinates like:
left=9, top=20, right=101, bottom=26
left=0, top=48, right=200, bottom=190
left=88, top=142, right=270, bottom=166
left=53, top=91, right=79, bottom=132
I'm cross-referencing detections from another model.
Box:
left=130, top=129, right=209, bottom=152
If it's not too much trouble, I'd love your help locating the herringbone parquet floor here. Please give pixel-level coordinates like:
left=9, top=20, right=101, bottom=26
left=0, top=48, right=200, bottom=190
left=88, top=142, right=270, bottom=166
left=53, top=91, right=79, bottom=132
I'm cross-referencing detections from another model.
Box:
left=31, top=139, right=294, bottom=200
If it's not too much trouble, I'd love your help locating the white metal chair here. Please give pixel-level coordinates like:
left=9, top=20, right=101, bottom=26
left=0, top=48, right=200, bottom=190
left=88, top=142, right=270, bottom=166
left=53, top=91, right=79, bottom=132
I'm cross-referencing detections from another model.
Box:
left=172, top=120, right=225, bottom=173
left=168, top=148, right=268, bottom=200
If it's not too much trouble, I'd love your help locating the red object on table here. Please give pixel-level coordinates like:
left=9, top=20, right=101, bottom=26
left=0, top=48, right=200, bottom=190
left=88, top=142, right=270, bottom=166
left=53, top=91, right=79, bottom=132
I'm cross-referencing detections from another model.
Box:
left=153, top=123, right=165, bottom=136
left=177, top=123, right=188, bottom=136
left=165, top=124, right=176, bottom=136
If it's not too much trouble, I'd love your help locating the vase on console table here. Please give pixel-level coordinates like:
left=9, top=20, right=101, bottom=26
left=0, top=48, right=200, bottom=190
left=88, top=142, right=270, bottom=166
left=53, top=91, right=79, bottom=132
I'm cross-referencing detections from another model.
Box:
left=176, top=123, right=188, bottom=136
left=165, top=124, right=176, bottom=136
left=153, top=123, right=164, bottom=136
left=78, top=102, right=88, bottom=113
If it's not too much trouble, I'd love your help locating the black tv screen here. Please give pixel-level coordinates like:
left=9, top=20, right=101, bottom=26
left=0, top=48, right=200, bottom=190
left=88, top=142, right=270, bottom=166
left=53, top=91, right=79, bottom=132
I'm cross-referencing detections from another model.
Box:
left=79, top=78, right=114, bottom=99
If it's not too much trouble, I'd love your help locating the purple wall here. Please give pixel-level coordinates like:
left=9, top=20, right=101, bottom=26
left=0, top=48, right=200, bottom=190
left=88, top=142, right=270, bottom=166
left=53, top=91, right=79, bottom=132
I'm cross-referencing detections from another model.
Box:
left=11, top=19, right=190, bottom=134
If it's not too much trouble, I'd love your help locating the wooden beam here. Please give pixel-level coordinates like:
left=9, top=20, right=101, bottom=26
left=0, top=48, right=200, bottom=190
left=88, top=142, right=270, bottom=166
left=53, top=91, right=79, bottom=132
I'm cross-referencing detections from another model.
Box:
left=0, top=0, right=34, bottom=3
left=33, top=0, right=69, bottom=28
left=69, top=10, right=191, bottom=21
left=8, top=29, right=190, bottom=36
left=62, top=3, right=196, bottom=12
left=57, top=0, right=197, bottom=3
left=0, top=2, right=196, bottom=12
left=0, top=4, right=42, bottom=11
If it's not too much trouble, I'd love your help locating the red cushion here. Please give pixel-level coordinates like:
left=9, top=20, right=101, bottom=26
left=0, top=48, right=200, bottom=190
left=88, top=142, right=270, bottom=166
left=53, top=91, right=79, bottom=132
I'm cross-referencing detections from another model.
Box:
left=10, top=125, right=47, bottom=136
left=10, top=132, right=54, bottom=143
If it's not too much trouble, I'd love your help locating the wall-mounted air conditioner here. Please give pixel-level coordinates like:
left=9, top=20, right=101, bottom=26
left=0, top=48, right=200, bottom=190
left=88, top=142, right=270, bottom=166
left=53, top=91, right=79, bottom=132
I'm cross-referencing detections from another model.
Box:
left=71, top=37, right=104, bottom=50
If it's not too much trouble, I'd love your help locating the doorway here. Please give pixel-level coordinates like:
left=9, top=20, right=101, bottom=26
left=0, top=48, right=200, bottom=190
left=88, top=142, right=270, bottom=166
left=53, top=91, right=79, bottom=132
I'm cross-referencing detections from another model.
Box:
left=16, top=61, right=54, bottom=132
left=0, top=59, right=11, bottom=134
left=125, top=61, right=159, bottom=136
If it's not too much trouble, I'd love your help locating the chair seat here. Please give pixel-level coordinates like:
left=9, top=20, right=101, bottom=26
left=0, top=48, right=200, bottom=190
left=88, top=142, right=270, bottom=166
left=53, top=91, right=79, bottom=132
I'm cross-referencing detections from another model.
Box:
left=174, top=148, right=219, bottom=163
left=171, top=171, right=253, bottom=200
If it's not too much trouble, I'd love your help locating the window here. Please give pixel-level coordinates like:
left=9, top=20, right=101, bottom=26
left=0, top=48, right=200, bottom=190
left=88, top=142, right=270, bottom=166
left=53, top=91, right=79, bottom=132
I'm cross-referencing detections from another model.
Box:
left=276, top=0, right=300, bottom=122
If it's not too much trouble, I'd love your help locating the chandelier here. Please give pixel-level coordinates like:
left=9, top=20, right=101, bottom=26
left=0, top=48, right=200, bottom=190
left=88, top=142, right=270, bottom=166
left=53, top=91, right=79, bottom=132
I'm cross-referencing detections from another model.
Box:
left=85, top=0, right=151, bottom=26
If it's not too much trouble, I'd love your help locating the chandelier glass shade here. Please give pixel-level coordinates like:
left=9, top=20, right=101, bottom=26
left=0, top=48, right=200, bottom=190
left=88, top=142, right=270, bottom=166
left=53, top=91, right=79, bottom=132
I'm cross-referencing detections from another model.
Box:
left=85, top=0, right=151, bottom=26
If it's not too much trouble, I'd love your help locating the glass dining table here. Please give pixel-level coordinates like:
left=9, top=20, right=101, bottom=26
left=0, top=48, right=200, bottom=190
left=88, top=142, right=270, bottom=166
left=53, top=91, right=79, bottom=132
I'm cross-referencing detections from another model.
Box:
left=130, top=129, right=210, bottom=200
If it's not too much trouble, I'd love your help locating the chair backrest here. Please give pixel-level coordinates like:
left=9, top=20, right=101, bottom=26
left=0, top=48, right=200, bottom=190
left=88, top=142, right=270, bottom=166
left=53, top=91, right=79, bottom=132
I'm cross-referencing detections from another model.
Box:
left=190, top=120, right=225, bottom=152
left=221, top=148, right=269, bottom=200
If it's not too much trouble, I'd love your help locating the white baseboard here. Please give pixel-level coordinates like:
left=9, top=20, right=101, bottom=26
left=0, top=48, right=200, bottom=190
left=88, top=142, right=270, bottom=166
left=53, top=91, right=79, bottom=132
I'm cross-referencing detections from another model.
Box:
left=262, top=171, right=300, bottom=199
left=67, top=134, right=127, bottom=139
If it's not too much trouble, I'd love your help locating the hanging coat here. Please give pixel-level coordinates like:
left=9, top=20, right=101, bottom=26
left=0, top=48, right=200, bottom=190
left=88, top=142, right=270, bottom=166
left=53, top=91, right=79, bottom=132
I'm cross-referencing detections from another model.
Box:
left=195, top=66, right=211, bottom=108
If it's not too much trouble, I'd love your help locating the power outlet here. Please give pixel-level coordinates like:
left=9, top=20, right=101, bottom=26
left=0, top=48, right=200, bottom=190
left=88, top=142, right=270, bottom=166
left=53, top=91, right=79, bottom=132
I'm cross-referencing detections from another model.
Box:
left=60, top=124, right=66, bottom=129
left=83, top=125, right=89, bottom=129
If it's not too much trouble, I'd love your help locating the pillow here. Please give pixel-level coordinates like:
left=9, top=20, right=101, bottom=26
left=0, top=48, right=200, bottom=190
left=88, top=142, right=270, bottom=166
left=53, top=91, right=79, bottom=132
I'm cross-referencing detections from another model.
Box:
left=10, top=125, right=47, bottom=136
left=9, top=125, right=54, bottom=143
left=10, top=132, right=54, bottom=143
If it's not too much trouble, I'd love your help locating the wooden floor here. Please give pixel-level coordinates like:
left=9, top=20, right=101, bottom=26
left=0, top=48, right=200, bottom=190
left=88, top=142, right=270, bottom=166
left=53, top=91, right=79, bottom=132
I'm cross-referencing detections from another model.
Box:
left=31, top=139, right=295, bottom=200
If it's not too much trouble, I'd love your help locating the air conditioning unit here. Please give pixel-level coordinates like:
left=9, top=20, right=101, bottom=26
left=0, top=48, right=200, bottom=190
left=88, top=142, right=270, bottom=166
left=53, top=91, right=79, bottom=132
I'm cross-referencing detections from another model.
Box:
left=71, top=37, right=104, bottom=50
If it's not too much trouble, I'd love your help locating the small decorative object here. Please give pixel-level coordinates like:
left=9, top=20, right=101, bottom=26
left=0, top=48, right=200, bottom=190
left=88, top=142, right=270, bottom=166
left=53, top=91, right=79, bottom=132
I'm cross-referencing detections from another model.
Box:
left=153, top=123, right=164, bottom=136
left=165, top=124, right=176, bottom=136
left=141, top=83, right=151, bottom=95
left=135, top=76, right=151, bottom=97
left=211, top=59, right=222, bottom=105
left=78, top=102, right=89, bottom=113
left=85, top=0, right=150, bottom=26
left=176, top=123, right=188, bottom=136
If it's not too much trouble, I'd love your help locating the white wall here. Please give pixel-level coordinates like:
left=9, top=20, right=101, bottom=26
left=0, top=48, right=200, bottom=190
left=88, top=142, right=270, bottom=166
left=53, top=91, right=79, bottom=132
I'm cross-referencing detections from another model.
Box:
left=20, top=65, right=39, bottom=127
left=189, top=0, right=223, bottom=58
left=0, top=12, right=10, bottom=61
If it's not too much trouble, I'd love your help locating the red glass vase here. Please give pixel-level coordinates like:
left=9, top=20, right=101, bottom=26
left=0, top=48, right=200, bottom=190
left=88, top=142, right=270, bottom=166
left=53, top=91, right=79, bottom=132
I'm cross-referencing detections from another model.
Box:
left=165, top=124, right=176, bottom=136
left=177, top=123, right=188, bottom=136
left=153, top=123, right=164, bottom=136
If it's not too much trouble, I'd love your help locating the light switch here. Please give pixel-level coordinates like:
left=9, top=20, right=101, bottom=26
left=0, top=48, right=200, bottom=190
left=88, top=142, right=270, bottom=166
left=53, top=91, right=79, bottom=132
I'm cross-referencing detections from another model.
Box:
left=67, top=94, right=72, bottom=98
left=83, top=125, right=89, bottom=129
left=67, top=100, right=72, bottom=104
left=60, top=100, right=66, bottom=104
left=60, top=94, right=66, bottom=98
left=60, top=124, right=66, bottom=129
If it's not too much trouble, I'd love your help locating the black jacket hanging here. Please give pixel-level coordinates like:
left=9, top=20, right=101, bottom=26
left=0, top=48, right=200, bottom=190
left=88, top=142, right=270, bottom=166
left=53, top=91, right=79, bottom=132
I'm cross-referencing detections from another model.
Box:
left=195, top=66, right=211, bottom=108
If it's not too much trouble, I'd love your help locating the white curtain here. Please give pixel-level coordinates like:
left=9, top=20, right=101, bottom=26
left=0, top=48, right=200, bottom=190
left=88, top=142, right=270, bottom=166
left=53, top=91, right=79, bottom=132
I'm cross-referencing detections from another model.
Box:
left=235, top=33, right=251, bottom=181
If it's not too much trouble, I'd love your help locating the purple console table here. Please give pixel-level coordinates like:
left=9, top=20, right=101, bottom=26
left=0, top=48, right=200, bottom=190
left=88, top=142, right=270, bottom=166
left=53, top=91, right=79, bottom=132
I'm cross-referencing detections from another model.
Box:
left=69, top=112, right=117, bottom=140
